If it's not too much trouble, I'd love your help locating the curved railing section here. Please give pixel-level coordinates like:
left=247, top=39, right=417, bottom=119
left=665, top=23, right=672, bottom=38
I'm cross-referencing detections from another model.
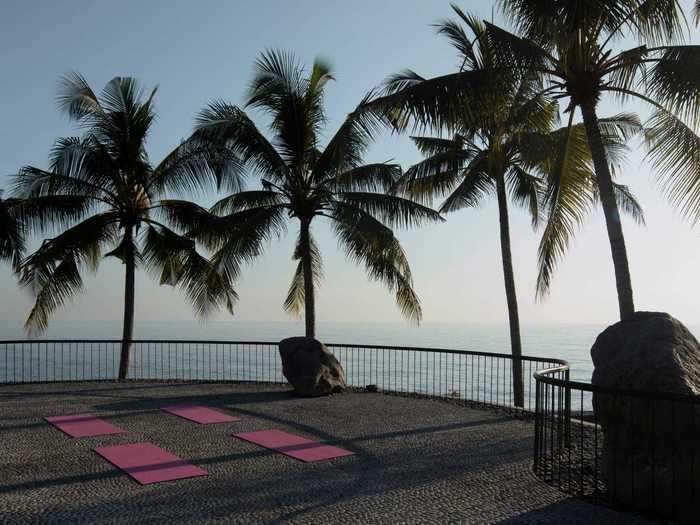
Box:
left=533, top=363, right=700, bottom=522
left=0, top=339, right=564, bottom=411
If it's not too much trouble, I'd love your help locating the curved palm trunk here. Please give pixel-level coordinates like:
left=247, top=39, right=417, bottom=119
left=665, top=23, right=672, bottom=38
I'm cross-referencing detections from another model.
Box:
left=580, top=100, right=635, bottom=321
left=495, top=172, right=525, bottom=408
left=118, top=227, right=135, bottom=380
left=300, top=219, right=316, bottom=338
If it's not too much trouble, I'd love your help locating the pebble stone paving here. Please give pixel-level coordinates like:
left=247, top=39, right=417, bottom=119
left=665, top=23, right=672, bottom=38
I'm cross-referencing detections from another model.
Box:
left=0, top=381, right=653, bottom=524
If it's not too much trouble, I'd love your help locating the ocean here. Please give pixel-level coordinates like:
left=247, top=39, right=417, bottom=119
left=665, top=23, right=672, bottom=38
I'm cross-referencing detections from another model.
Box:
left=4, top=320, right=697, bottom=411
left=0, top=320, right=630, bottom=382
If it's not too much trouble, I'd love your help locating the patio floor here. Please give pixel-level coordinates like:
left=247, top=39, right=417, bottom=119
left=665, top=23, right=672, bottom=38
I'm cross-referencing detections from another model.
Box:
left=0, top=381, right=651, bottom=524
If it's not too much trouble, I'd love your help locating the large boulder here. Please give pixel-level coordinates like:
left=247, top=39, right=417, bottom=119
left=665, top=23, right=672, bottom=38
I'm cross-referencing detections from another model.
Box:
left=591, top=312, right=700, bottom=520
left=278, top=337, right=346, bottom=397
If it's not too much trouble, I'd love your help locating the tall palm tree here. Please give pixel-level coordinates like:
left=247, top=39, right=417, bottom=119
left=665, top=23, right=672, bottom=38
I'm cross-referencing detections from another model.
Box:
left=486, top=0, right=700, bottom=320
left=368, top=9, right=644, bottom=406
left=14, top=74, right=239, bottom=379
left=181, top=50, right=442, bottom=337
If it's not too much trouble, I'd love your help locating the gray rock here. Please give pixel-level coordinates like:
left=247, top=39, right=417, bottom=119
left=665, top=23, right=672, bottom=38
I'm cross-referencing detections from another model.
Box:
left=591, top=311, right=700, bottom=521
left=278, top=337, right=347, bottom=396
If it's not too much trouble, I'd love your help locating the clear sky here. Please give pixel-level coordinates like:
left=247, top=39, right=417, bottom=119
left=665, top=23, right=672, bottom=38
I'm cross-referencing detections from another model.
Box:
left=1, top=0, right=699, bottom=330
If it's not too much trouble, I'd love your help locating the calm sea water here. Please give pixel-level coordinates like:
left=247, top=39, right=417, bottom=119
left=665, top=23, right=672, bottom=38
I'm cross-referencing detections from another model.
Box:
left=3, top=320, right=697, bottom=411
left=0, top=320, right=639, bottom=382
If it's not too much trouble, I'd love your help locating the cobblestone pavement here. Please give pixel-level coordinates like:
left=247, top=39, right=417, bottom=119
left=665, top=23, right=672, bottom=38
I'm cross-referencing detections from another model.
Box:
left=0, top=382, right=651, bottom=524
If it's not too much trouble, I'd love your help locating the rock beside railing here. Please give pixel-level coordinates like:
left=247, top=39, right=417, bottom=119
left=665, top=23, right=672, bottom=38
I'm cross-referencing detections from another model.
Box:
left=278, top=337, right=347, bottom=397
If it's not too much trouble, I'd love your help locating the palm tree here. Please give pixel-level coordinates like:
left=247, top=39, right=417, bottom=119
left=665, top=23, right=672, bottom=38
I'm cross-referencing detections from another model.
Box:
left=486, top=0, right=700, bottom=320
left=14, top=74, right=239, bottom=379
left=367, top=9, right=644, bottom=406
left=182, top=50, right=443, bottom=337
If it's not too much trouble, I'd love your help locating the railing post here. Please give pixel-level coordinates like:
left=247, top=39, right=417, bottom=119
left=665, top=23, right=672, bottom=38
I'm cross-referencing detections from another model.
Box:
left=565, top=369, right=571, bottom=448
left=534, top=377, right=541, bottom=473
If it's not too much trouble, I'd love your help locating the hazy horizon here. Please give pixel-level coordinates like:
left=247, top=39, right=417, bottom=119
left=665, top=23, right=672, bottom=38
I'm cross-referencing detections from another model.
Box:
left=2, top=0, right=700, bottom=330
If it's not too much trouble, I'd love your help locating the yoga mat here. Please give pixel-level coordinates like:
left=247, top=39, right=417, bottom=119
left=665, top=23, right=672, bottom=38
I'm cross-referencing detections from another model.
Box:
left=45, top=414, right=124, bottom=438
left=161, top=404, right=240, bottom=425
left=233, top=429, right=354, bottom=462
left=94, top=443, right=207, bottom=485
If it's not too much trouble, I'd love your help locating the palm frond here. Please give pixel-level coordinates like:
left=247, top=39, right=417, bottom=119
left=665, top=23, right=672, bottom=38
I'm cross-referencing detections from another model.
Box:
left=283, top=261, right=306, bottom=318
left=46, top=136, right=118, bottom=191
left=439, top=155, right=494, bottom=213
left=647, top=45, right=700, bottom=126
left=142, top=224, right=238, bottom=318
left=24, top=252, right=83, bottom=336
left=14, top=165, right=111, bottom=203
left=195, top=101, right=288, bottom=182
left=0, top=195, right=25, bottom=271
left=433, top=6, right=482, bottom=71
left=325, top=163, right=401, bottom=193
left=396, top=138, right=475, bottom=205
left=483, top=21, right=550, bottom=73
left=247, top=48, right=306, bottom=111
left=246, top=49, right=324, bottom=170
left=507, top=165, right=542, bottom=227
left=152, top=137, right=244, bottom=196
left=9, top=194, right=94, bottom=235
left=535, top=121, right=596, bottom=298
left=337, top=192, right=443, bottom=229
left=360, top=68, right=493, bottom=133
left=152, top=199, right=220, bottom=237
left=633, top=0, right=687, bottom=45
left=411, top=135, right=467, bottom=156
left=20, top=212, right=118, bottom=334
left=311, top=105, right=381, bottom=180
left=597, top=113, right=643, bottom=142
left=645, top=108, right=700, bottom=223
left=209, top=190, right=286, bottom=216
left=331, top=201, right=421, bottom=322
left=284, top=230, right=323, bottom=317
left=203, top=206, right=288, bottom=284
left=595, top=183, right=646, bottom=225
left=57, top=72, right=103, bottom=121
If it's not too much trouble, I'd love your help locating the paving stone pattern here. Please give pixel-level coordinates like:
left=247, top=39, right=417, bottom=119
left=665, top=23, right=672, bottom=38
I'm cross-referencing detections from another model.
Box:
left=0, top=382, right=652, bottom=524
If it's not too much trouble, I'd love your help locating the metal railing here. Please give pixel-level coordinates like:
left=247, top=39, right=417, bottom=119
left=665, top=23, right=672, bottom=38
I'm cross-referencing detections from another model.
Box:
left=534, top=364, right=700, bottom=523
left=0, top=339, right=563, bottom=411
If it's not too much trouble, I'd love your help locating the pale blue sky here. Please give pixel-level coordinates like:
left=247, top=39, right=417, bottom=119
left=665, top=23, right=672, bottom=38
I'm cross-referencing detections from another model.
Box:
left=1, top=0, right=699, bottom=330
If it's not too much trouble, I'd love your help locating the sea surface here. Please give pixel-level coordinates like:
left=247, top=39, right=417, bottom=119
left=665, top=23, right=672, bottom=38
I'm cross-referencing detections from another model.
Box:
left=3, top=320, right=697, bottom=411
left=0, top=319, right=648, bottom=382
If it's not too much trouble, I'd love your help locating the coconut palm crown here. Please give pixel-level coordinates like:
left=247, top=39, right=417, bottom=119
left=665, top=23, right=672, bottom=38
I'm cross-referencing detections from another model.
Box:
left=485, top=0, right=700, bottom=320
left=181, top=50, right=443, bottom=337
left=13, top=74, right=241, bottom=378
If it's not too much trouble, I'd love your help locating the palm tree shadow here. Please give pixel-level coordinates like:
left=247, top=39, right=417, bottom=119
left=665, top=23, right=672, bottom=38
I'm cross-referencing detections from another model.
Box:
left=94, top=387, right=294, bottom=412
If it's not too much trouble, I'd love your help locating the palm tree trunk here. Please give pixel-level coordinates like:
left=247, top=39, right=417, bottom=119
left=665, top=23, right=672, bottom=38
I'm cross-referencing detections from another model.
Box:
left=118, top=227, right=135, bottom=380
left=495, top=172, right=525, bottom=408
left=300, top=219, right=316, bottom=338
left=579, top=100, right=635, bottom=321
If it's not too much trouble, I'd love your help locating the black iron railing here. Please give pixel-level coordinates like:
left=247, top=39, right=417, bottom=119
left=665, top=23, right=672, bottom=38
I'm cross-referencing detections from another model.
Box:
left=0, top=339, right=563, bottom=411
left=534, top=364, right=700, bottom=523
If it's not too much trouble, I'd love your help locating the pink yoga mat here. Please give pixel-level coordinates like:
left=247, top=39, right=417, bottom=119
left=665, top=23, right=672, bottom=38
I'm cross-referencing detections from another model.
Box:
left=45, top=414, right=124, bottom=438
left=161, top=404, right=240, bottom=425
left=94, top=443, right=207, bottom=485
left=233, top=429, right=354, bottom=463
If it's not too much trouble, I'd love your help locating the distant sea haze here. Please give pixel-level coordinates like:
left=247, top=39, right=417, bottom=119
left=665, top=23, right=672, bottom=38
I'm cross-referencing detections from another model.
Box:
left=2, top=319, right=680, bottom=383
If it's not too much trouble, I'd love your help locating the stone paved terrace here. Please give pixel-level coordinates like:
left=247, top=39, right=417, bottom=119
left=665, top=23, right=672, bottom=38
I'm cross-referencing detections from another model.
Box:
left=0, top=381, right=652, bottom=524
